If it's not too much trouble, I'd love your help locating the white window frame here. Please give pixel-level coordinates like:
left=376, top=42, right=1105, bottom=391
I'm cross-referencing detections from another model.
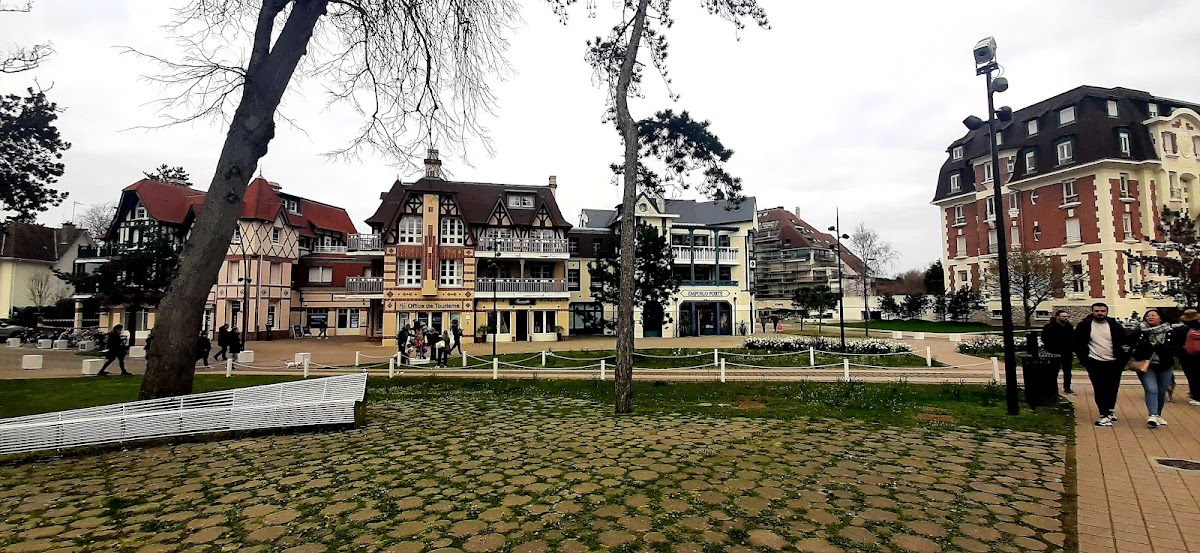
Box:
left=307, top=266, right=332, bottom=283
left=1071, top=263, right=1085, bottom=293
left=439, top=259, right=463, bottom=287
left=271, top=227, right=280, bottom=244
left=1107, top=100, right=1118, bottom=118
left=1058, top=106, right=1075, bottom=126
left=1005, top=157, right=1015, bottom=177
left=530, top=264, right=554, bottom=279
left=567, top=268, right=581, bottom=291
left=1026, top=119, right=1038, bottom=136
left=1008, top=191, right=1019, bottom=211
left=1010, top=226, right=1021, bottom=247
left=398, top=216, right=424, bottom=244
left=1163, top=131, right=1178, bottom=155
left=1066, top=217, right=1082, bottom=244
left=1122, top=213, right=1133, bottom=240
left=507, top=194, right=535, bottom=209
left=994, top=133, right=1003, bottom=146
left=949, top=173, right=961, bottom=193
left=987, top=229, right=998, bottom=254
left=439, top=217, right=465, bottom=246
left=955, top=235, right=966, bottom=257
left=134, top=206, right=147, bottom=220
left=532, top=310, right=557, bottom=334
left=1148, top=103, right=1159, bottom=117
left=1119, top=174, right=1130, bottom=198
left=398, top=259, right=421, bottom=287
left=984, top=196, right=995, bottom=220
left=1063, top=180, right=1078, bottom=204
left=952, top=146, right=963, bottom=160
left=1169, top=171, right=1180, bottom=200
left=983, top=161, right=994, bottom=182
left=957, top=270, right=968, bottom=286
left=1024, top=150, right=1036, bottom=173
left=1056, top=140, right=1074, bottom=164
left=953, top=205, right=964, bottom=225
left=1118, top=130, right=1131, bottom=155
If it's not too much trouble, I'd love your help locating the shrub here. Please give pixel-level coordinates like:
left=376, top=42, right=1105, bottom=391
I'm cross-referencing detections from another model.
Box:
left=955, top=335, right=1026, bottom=356
left=743, top=336, right=913, bottom=354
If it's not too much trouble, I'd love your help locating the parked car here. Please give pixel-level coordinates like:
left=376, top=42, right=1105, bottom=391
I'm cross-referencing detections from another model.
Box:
left=0, top=320, right=29, bottom=339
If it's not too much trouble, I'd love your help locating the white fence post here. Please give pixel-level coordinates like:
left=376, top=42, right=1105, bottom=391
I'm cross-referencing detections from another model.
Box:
left=355, top=351, right=360, bottom=367
left=600, top=359, right=606, bottom=381
left=225, top=357, right=232, bottom=378
left=542, top=350, right=547, bottom=367
left=462, top=350, right=467, bottom=367
left=303, top=357, right=310, bottom=378
left=926, top=347, right=932, bottom=367
left=991, top=357, right=1000, bottom=382
left=492, top=357, right=499, bottom=380
left=809, top=346, right=815, bottom=367
left=388, top=357, right=395, bottom=378
left=713, top=349, right=719, bottom=366
left=719, top=359, right=726, bottom=383
left=843, top=358, right=850, bottom=381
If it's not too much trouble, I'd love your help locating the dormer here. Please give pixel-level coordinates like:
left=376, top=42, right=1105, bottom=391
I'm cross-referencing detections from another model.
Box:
left=506, top=191, right=536, bottom=209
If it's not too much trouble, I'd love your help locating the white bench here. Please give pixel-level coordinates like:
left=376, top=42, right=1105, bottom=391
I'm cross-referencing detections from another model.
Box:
left=0, top=373, right=368, bottom=456
left=128, top=346, right=146, bottom=359
left=22, top=355, right=42, bottom=370
left=82, top=359, right=104, bottom=375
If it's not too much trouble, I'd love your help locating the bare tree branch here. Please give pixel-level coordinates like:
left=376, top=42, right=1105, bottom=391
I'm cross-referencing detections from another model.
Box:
left=1, top=1, right=53, bottom=73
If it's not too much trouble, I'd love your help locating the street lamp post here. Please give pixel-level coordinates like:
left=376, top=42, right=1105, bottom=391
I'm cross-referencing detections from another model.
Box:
left=863, top=256, right=876, bottom=337
left=490, top=245, right=501, bottom=358
left=828, top=210, right=851, bottom=352
left=236, top=227, right=251, bottom=345
left=966, top=37, right=1020, bottom=415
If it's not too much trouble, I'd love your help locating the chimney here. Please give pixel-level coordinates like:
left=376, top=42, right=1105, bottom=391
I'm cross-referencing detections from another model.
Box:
left=548, top=175, right=557, bottom=196
left=268, top=181, right=282, bottom=191
left=794, top=206, right=802, bottom=219
left=424, top=148, right=442, bottom=179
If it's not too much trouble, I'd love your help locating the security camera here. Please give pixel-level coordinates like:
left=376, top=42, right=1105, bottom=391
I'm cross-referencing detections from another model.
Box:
left=973, top=37, right=997, bottom=65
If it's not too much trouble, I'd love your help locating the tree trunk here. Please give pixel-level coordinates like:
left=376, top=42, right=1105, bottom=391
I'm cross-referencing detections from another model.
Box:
left=139, top=0, right=328, bottom=400
left=611, top=0, right=652, bottom=415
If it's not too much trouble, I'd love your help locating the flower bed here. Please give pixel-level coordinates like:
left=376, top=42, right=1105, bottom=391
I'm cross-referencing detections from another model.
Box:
left=955, top=335, right=1026, bottom=356
left=743, top=336, right=913, bottom=354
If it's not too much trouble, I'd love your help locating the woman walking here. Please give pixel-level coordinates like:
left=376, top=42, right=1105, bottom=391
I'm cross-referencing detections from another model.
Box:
left=1132, top=310, right=1177, bottom=428
left=1173, top=309, right=1200, bottom=407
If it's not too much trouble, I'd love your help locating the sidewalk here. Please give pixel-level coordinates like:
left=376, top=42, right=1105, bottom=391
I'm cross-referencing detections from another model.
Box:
left=1075, top=376, right=1200, bottom=552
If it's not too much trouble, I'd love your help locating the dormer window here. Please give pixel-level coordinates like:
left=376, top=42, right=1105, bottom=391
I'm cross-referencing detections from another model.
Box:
left=949, top=172, right=961, bottom=193
left=134, top=206, right=147, bottom=220
left=1107, top=100, right=1118, bottom=117
left=952, top=146, right=963, bottom=160
left=1056, top=138, right=1074, bottom=165
left=994, top=133, right=1003, bottom=147
left=1024, top=150, right=1037, bottom=174
left=1058, top=106, right=1075, bottom=126
left=1026, top=119, right=1038, bottom=136
left=507, top=193, right=535, bottom=209
left=1148, top=103, right=1159, bottom=117
left=1118, top=130, right=1131, bottom=155
left=398, top=215, right=423, bottom=244
left=286, top=199, right=300, bottom=214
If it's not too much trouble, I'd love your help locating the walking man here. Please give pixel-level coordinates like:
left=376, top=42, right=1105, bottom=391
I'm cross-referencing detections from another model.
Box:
left=1174, top=309, right=1200, bottom=406
left=1074, top=302, right=1130, bottom=426
left=1040, top=310, right=1075, bottom=394
left=449, top=320, right=464, bottom=356
left=770, top=315, right=780, bottom=333
left=97, top=324, right=132, bottom=376
left=196, top=331, right=212, bottom=368
left=396, top=323, right=411, bottom=365
left=214, top=325, right=230, bottom=361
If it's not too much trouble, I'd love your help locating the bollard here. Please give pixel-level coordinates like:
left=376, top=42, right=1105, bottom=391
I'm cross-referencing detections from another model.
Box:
left=389, top=357, right=395, bottom=378
left=926, top=347, right=932, bottom=367
left=492, top=357, right=499, bottom=380
left=949, top=333, right=962, bottom=343
left=719, top=359, right=726, bottom=383
left=226, top=357, right=233, bottom=378
left=809, top=346, right=815, bottom=367
left=600, top=359, right=606, bottom=381
left=542, top=350, right=547, bottom=367
left=843, top=358, right=850, bottom=381
left=914, top=332, right=926, bottom=340
left=303, top=357, right=310, bottom=378
left=991, top=357, right=1000, bottom=382
left=713, top=349, right=719, bottom=366
left=462, top=350, right=467, bottom=367
left=355, top=351, right=361, bottom=367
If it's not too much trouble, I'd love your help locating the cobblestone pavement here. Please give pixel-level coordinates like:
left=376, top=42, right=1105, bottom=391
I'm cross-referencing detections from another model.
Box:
left=0, top=394, right=1067, bottom=552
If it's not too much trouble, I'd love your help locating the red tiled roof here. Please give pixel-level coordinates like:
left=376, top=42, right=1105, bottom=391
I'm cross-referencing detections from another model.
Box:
left=122, top=179, right=206, bottom=224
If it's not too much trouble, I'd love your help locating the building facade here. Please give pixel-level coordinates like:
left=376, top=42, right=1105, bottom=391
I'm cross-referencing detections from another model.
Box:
left=366, top=151, right=573, bottom=347
left=932, top=86, right=1200, bottom=319
left=753, top=207, right=867, bottom=317
left=1, top=222, right=93, bottom=320
left=570, top=194, right=757, bottom=337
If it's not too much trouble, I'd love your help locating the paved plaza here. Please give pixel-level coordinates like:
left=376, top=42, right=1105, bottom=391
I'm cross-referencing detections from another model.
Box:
left=1, top=391, right=1067, bottom=553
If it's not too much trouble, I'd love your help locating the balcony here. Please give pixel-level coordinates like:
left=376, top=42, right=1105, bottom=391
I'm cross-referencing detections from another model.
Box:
left=311, top=245, right=348, bottom=254
left=476, top=278, right=569, bottom=298
left=345, top=276, right=384, bottom=295
left=671, top=245, right=740, bottom=264
left=476, top=237, right=570, bottom=258
left=75, top=244, right=121, bottom=261
left=347, top=234, right=383, bottom=254
left=680, top=280, right=738, bottom=287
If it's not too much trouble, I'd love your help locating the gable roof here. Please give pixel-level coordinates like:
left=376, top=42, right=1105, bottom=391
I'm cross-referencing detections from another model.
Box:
left=0, top=222, right=87, bottom=262
left=756, top=207, right=865, bottom=274
left=664, top=197, right=756, bottom=225
left=367, top=177, right=572, bottom=230
left=579, top=209, right=616, bottom=229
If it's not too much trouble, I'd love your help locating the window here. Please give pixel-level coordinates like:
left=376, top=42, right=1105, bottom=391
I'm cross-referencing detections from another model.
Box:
left=1005, top=157, right=1015, bottom=178
left=1107, top=100, right=1118, bottom=117
left=271, top=227, right=280, bottom=244
left=134, top=206, right=147, bottom=220
left=439, top=217, right=465, bottom=246
left=1122, top=213, right=1133, bottom=240
left=1033, top=224, right=1042, bottom=241
left=305, top=308, right=327, bottom=328
left=719, top=235, right=731, bottom=248
left=987, top=229, right=998, bottom=254
left=1030, top=190, right=1039, bottom=205
left=1169, top=171, right=1180, bottom=199
left=266, top=302, right=276, bottom=329
left=507, top=193, right=535, bottom=208
left=1071, top=263, right=1085, bottom=293
left=984, top=196, right=995, bottom=220
left=1148, top=103, right=1159, bottom=117
left=487, top=311, right=511, bottom=334
left=1063, top=180, right=1078, bottom=204
left=1066, top=217, right=1081, bottom=244
left=530, top=264, right=553, bottom=279
left=567, top=268, right=581, bottom=291
left=1056, top=139, right=1074, bottom=164
left=286, top=199, right=300, bottom=214
left=532, top=310, right=557, bottom=334
left=1194, top=136, right=1200, bottom=158
left=439, top=259, right=463, bottom=287
left=1119, top=173, right=1130, bottom=198
left=398, top=259, right=421, bottom=287
left=955, top=235, right=966, bottom=257
left=983, top=161, right=994, bottom=182
left=231, top=230, right=242, bottom=245
left=568, top=238, right=579, bottom=255
left=1008, top=191, right=1019, bottom=211
left=1010, top=226, right=1021, bottom=246
left=1026, top=119, right=1038, bottom=136
left=952, top=146, right=963, bottom=160
left=1058, top=106, right=1075, bottom=126
left=1024, top=150, right=1037, bottom=173
left=336, top=308, right=360, bottom=329
left=953, top=205, right=964, bottom=225
left=949, top=173, right=961, bottom=193
left=994, top=133, right=1003, bottom=147
left=307, top=266, right=332, bottom=283
left=957, top=270, right=968, bottom=286
left=1162, top=131, right=1179, bottom=155
left=398, top=216, right=423, bottom=244
left=1117, top=130, right=1131, bottom=155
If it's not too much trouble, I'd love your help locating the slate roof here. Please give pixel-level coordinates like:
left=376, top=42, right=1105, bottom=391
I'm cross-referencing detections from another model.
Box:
left=756, top=207, right=865, bottom=275
left=664, top=198, right=756, bottom=225
left=366, top=177, right=571, bottom=230
left=0, top=222, right=87, bottom=262
left=579, top=209, right=616, bottom=229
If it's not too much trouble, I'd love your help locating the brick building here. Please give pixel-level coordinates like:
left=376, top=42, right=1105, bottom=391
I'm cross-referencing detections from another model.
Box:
left=932, top=86, right=1200, bottom=320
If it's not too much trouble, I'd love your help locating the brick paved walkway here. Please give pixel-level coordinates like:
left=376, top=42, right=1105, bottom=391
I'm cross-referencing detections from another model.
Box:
left=1074, top=375, right=1200, bottom=552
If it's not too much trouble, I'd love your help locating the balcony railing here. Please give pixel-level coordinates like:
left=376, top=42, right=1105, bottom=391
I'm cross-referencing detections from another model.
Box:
left=476, top=237, right=569, bottom=255
left=671, top=245, right=740, bottom=264
left=680, top=280, right=738, bottom=287
left=347, top=234, right=383, bottom=252
left=76, top=244, right=122, bottom=259
left=476, top=278, right=568, bottom=294
left=987, top=244, right=1000, bottom=254
left=345, top=276, right=384, bottom=294
left=311, top=245, right=348, bottom=254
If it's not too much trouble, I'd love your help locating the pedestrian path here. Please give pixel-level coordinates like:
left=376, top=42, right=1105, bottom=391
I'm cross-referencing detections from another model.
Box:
left=1074, top=378, right=1200, bottom=552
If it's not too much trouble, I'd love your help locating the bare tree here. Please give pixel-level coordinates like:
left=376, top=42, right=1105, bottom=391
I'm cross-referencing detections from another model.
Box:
left=984, top=249, right=1084, bottom=328
left=78, top=202, right=117, bottom=242
left=1, top=1, right=53, bottom=74
left=552, top=0, right=769, bottom=413
left=132, top=0, right=520, bottom=400
left=27, top=272, right=64, bottom=308
left=848, top=223, right=897, bottom=333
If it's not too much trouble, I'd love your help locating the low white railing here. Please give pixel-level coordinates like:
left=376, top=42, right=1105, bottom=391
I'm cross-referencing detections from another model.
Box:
left=347, top=234, right=383, bottom=252
left=346, top=276, right=384, bottom=293
left=477, top=237, right=569, bottom=255
left=671, top=245, right=740, bottom=264
left=312, top=245, right=348, bottom=254
left=0, top=374, right=367, bottom=456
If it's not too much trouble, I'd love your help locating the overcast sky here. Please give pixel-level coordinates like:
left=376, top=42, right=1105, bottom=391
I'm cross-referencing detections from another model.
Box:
left=4, top=0, right=1200, bottom=275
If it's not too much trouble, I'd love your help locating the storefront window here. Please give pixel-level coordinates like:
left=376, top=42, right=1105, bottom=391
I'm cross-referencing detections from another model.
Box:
left=487, top=311, right=511, bottom=334
left=336, top=308, right=360, bottom=329
left=533, top=310, right=557, bottom=333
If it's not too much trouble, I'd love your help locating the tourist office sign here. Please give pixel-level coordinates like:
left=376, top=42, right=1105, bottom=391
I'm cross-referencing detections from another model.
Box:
left=386, top=300, right=470, bottom=311
left=680, top=290, right=730, bottom=298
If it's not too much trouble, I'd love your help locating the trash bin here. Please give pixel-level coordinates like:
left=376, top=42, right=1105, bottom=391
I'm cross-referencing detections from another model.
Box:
left=1019, top=353, right=1060, bottom=408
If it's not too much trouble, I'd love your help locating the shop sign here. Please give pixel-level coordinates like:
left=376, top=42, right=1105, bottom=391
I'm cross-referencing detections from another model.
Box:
left=390, top=300, right=467, bottom=311
left=681, top=290, right=729, bottom=298
left=509, top=299, right=536, bottom=306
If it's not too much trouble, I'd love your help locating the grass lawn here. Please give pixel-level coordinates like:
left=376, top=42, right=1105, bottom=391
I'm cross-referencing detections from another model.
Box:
left=0, top=373, right=1070, bottom=435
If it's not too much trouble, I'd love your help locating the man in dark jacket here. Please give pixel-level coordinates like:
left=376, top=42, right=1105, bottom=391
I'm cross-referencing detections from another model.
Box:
left=1172, top=309, right=1200, bottom=406
left=396, top=324, right=411, bottom=365
left=196, top=331, right=212, bottom=368
left=97, top=324, right=132, bottom=376
left=214, top=325, right=230, bottom=361
left=449, top=320, right=464, bottom=356
left=1041, top=310, right=1075, bottom=394
left=1073, top=302, right=1131, bottom=426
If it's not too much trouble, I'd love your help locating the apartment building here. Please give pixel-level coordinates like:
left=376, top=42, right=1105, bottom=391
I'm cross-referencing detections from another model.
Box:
left=1, top=222, right=94, bottom=320
left=932, top=85, right=1200, bottom=319
left=92, top=177, right=365, bottom=339
left=753, top=207, right=866, bottom=314
left=570, top=193, right=757, bottom=337
left=364, top=151, right=573, bottom=347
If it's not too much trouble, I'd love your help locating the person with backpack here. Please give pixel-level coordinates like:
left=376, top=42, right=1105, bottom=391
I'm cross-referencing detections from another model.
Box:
left=1173, top=309, right=1200, bottom=407
left=1040, top=310, right=1075, bottom=394
left=1130, top=310, right=1178, bottom=428
left=1073, top=302, right=1131, bottom=427
left=214, top=325, right=230, bottom=361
